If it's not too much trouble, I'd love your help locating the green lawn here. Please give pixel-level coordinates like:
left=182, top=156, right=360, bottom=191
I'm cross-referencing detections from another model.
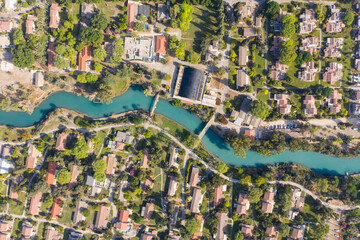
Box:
left=0, top=181, right=7, bottom=197
left=181, top=5, right=218, bottom=53
left=11, top=218, right=22, bottom=238
left=254, top=49, right=266, bottom=76
left=8, top=192, right=26, bottom=215
left=96, top=1, right=123, bottom=20
left=57, top=199, right=74, bottom=225
left=228, top=38, right=241, bottom=89
left=256, top=89, right=269, bottom=103
left=153, top=113, right=192, bottom=137
left=94, top=130, right=108, bottom=156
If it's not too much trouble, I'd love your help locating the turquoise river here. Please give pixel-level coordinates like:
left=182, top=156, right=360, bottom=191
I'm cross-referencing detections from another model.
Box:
left=1, top=86, right=359, bottom=175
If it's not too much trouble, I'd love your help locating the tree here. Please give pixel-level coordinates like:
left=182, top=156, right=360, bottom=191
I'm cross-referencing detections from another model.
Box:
left=342, top=11, right=354, bottom=26
left=177, top=3, right=193, bottom=31
left=94, top=172, right=106, bottom=182
left=81, top=208, right=90, bottom=217
left=72, top=138, right=89, bottom=159
left=175, top=47, right=186, bottom=60
left=249, top=187, right=262, bottom=203
left=79, top=28, right=104, bottom=46
left=12, top=44, right=35, bottom=69
left=54, top=55, right=68, bottom=69
left=12, top=28, right=25, bottom=45
left=55, top=45, right=67, bottom=55
left=110, top=45, right=124, bottom=65
left=234, top=230, right=244, bottom=240
left=230, top=50, right=237, bottom=62
left=118, top=16, right=128, bottom=30
left=215, top=67, right=226, bottom=77
left=185, top=218, right=201, bottom=235
left=277, top=193, right=292, bottom=211
left=278, top=223, right=290, bottom=237
left=318, top=178, right=329, bottom=193
left=29, top=180, right=50, bottom=197
left=217, top=161, right=229, bottom=174
left=42, top=195, right=53, bottom=209
left=280, top=15, right=296, bottom=38
left=56, top=169, right=71, bottom=185
left=265, top=1, right=280, bottom=18
left=248, top=100, right=270, bottom=118
left=255, top=176, right=266, bottom=186
left=138, top=14, right=147, bottom=22
left=144, top=130, right=153, bottom=138
left=186, top=52, right=201, bottom=64
left=134, top=22, right=145, bottom=32
left=91, top=12, right=108, bottom=30
left=94, top=62, right=103, bottom=72
left=172, top=99, right=183, bottom=107
left=93, top=159, right=106, bottom=173
left=279, top=40, right=297, bottom=64
left=93, top=48, right=107, bottom=61
left=225, top=134, right=252, bottom=158
left=77, top=73, right=87, bottom=83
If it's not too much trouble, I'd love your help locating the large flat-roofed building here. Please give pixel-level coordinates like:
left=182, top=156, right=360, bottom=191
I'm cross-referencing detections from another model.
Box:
left=173, top=66, right=215, bottom=107
left=124, top=37, right=154, bottom=62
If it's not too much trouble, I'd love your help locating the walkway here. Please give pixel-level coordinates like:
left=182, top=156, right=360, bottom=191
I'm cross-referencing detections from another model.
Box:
left=149, top=93, right=160, bottom=118
left=198, top=113, right=217, bottom=140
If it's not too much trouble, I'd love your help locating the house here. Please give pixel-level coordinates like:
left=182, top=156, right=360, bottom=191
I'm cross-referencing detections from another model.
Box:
left=303, top=95, right=317, bottom=116
left=26, top=144, right=41, bottom=169
left=214, top=212, right=227, bottom=240
left=236, top=193, right=250, bottom=215
left=73, top=201, right=87, bottom=225
left=238, top=46, right=248, bottom=66
left=191, top=214, right=204, bottom=239
left=9, top=176, right=22, bottom=199
left=124, top=37, right=154, bottom=62
left=241, top=225, right=254, bottom=239
left=4, top=0, right=16, bottom=9
left=205, top=41, right=220, bottom=62
left=325, top=5, right=344, bottom=33
left=108, top=131, right=134, bottom=151
left=55, top=132, right=68, bottom=151
left=265, top=226, right=278, bottom=240
left=1, top=146, right=11, bottom=159
left=69, top=165, right=78, bottom=189
left=45, top=226, right=60, bottom=240
left=355, top=59, right=360, bottom=71
left=0, top=36, right=10, bottom=49
left=81, top=3, right=96, bottom=20
left=34, top=71, right=44, bottom=87
left=78, top=45, right=91, bottom=71
left=291, top=225, right=305, bottom=240
left=190, top=188, right=203, bottom=213
left=0, top=221, right=12, bottom=240
left=169, top=148, right=179, bottom=168
left=255, top=17, right=262, bottom=28
left=48, top=42, right=56, bottom=68
left=0, top=158, right=12, bottom=174
left=68, top=232, right=83, bottom=240
left=299, top=9, right=317, bottom=34
left=274, top=94, right=291, bottom=115
left=104, top=154, right=116, bottom=175
left=155, top=36, right=166, bottom=56
left=298, top=62, right=317, bottom=82
left=116, top=209, right=132, bottom=233
left=167, top=176, right=178, bottom=197
left=141, top=203, right=154, bottom=221
left=355, top=90, right=360, bottom=102
left=168, top=232, right=181, bottom=240
left=244, top=129, right=255, bottom=141
left=49, top=4, right=62, bottom=29
left=243, top=27, right=257, bottom=38
left=21, top=223, right=34, bottom=239
left=262, top=191, right=276, bottom=213
left=141, top=230, right=157, bottom=240
left=117, top=181, right=128, bottom=202
left=288, top=189, right=305, bottom=220
left=157, top=3, right=169, bottom=21
left=299, top=37, right=318, bottom=55
left=270, top=61, right=288, bottom=80
left=140, top=152, right=149, bottom=169
left=29, top=192, right=42, bottom=215
left=46, top=162, right=57, bottom=185
left=236, top=68, right=249, bottom=89
left=188, top=167, right=199, bottom=187
left=353, top=73, right=360, bottom=86
left=95, top=205, right=109, bottom=230
left=214, top=185, right=225, bottom=207
left=270, top=36, right=286, bottom=55
left=323, top=62, right=343, bottom=85
left=127, top=2, right=136, bottom=32
left=51, top=198, right=62, bottom=219
left=25, top=15, right=37, bottom=35
left=323, top=38, right=343, bottom=58
left=327, top=89, right=342, bottom=114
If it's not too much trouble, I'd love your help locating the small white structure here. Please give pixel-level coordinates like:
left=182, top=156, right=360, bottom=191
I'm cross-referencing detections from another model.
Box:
left=0, top=158, right=13, bottom=174
left=0, top=60, right=14, bottom=71
left=0, top=36, right=10, bottom=49
left=34, top=71, right=44, bottom=87
left=5, top=0, right=17, bottom=9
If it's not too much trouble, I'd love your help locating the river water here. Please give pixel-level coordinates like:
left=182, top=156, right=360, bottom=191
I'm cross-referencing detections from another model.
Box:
left=1, top=86, right=359, bottom=175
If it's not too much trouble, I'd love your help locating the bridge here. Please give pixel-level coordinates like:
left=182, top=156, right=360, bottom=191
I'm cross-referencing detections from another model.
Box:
left=197, top=112, right=218, bottom=142
left=149, top=93, right=160, bottom=118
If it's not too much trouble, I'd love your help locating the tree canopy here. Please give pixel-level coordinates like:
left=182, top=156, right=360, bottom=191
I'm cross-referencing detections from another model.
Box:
left=342, top=11, right=354, bottom=26
left=72, top=138, right=89, bottom=159
left=54, top=55, right=68, bottom=69
left=177, top=3, right=193, bottom=31
left=56, top=169, right=72, bottom=185
left=91, top=12, right=108, bottom=30
left=249, top=187, right=262, bottom=203
left=248, top=100, right=270, bottom=119
left=93, top=48, right=107, bottom=61
left=279, top=40, right=297, bottom=64
left=12, top=44, right=34, bottom=69
left=280, top=15, right=296, bottom=38
left=79, top=27, right=104, bottom=46
left=185, top=217, right=202, bottom=235
left=265, top=1, right=280, bottom=18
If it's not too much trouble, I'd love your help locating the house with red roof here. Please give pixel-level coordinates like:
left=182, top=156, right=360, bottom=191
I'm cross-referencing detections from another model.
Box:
left=46, top=162, right=57, bottom=185
left=241, top=224, right=254, bottom=239
left=49, top=4, right=61, bottom=29
left=29, top=192, right=42, bottom=215
left=244, top=129, right=255, bottom=141
left=0, top=220, right=12, bottom=240
left=127, top=2, right=136, bottom=32
left=141, top=230, right=157, bottom=240
left=167, top=176, right=178, bottom=197
left=188, top=167, right=199, bottom=187
left=25, top=15, right=37, bottom=35
left=327, top=89, right=342, bottom=114
left=21, top=223, right=34, bottom=239
left=270, top=61, right=289, bottom=81
left=303, top=95, right=317, bottom=116
left=26, top=144, right=41, bottom=169
left=45, top=226, right=61, bottom=240
left=78, top=45, right=91, bottom=71
left=116, top=209, right=132, bottom=233
left=55, top=132, right=68, bottom=151
left=141, top=203, right=154, bottom=221
left=214, top=185, right=225, bottom=207
left=0, top=21, right=13, bottom=33
left=274, top=94, right=291, bottom=115
left=265, top=226, right=278, bottom=240
left=47, top=42, right=56, bottom=68
left=236, top=193, right=250, bottom=216
left=291, top=225, right=305, bottom=240
left=140, top=152, right=149, bottom=169
left=214, top=212, right=227, bottom=240
left=95, top=205, right=109, bottom=230
left=51, top=198, right=62, bottom=219
left=155, top=36, right=167, bottom=56
left=69, top=165, right=78, bottom=189
left=262, top=191, right=276, bottom=213
left=104, top=154, right=116, bottom=175
left=9, top=176, right=22, bottom=200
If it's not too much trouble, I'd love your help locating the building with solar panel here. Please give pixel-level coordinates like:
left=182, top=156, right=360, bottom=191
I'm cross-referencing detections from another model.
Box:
left=173, top=66, right=216, bottom=107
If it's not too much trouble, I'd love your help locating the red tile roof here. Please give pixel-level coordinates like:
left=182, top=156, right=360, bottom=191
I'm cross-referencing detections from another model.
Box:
left=105, top=155, right=115, bottom=175
left=156, top=36, right=167, bottom=54
left=214, top=186, right=224, bottom=207
left=143, top=203, right=154, bottom=221
left=70, top=165, right=78, bottom=182
left=119, top=209, right=129, bottom=222
left=25, top=156, right=35, bottom=169
left=51, top=198, right=62, bottom=219
left=49, top=4, right=61, bottom=29
left=127, top=3, right=135, bottom=32
left=47, top=42, right=56, bottom=68
left=78, top=45, right=91, bottom=71
left=95, top=205, right=109, bottom=229
left=46, top=162, right=57, bottom=185
left=0, top=21, right=12, bottom=32
left=244, top=129, right=255, bottom=141
left=29, top=192, right=42, bottom=215
left=140, top=153, right=149, bottom=169
left=55, top=132, right=68, bottom=151
left=188, top=167, right=199, bottom=187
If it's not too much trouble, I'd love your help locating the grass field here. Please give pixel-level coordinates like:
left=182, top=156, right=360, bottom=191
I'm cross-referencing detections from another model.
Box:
left=256, top=89, right=269, bottom=103
left=8, top=192, right=26, bottom=215
left=11, top=218, right=22, bottom=238
left=57, top=199, right=73, bottom=225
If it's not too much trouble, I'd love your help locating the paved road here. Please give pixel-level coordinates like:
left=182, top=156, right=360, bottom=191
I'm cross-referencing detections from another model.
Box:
left=223, top=0, right=335, bottom=6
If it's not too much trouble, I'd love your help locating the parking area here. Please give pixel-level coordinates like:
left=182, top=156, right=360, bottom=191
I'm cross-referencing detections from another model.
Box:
left=326, top=215, right=341, bottom=240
